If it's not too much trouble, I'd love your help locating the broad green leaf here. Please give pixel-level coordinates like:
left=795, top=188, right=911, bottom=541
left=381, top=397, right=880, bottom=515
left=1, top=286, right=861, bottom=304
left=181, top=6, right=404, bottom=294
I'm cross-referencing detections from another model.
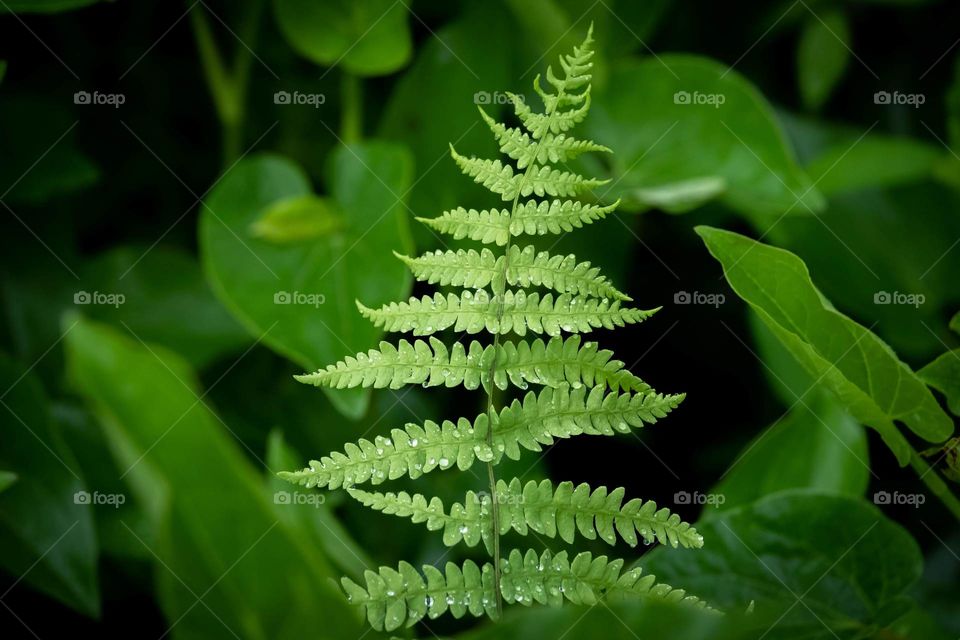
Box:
left=0, top=0, right=101, bottom=12
left=797, top=10, right=851, bottom=111
left=0, top=470, right=15, bottom=492
left=951, top=311, right=960, bottom=334
left=805, top=134, right=941, bottom=196
left=273, top=0, right=411, bottom=76
left=763, top=184, right=960, bottom=359
left=644, top=491, right=923, bottom=638
left=920, top=350, right=960, bottom=416
left=697, top=225, right=953, bottom=464
left=378, top=5, right=514, bottom=233
left=64, top=317, right=362, bottom=639
left=79, top=246, right=250, bottom=368
left=200, top=143, right=414, bottom=419
left=0, top=355, right=99, bottom=616
left=588, top=56, right=823, bottom=217
left=249, top=195, right=344, bottom=244
left=710, top=396, right=869, bottom=513
left=265, top=430, right=371, bottom=582
left=0, top=95, right=98, bottom=204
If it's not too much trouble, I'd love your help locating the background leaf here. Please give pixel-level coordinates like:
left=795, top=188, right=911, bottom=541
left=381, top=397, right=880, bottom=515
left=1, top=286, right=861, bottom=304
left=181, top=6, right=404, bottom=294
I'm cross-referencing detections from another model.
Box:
left=796, top=10, right=851, bottom=111
left=64, top=316, right=363, bottom=639
left=0, top=354, right=99, bottom=617
left=200, top=143, right=414, bottom=418
left=643, top=490, right=924, bottom=638
left=273, top=0, right=411, bottom=76
left=588, top=56, right=823, bottom=217
left=697, top=225, right=953, bottom=463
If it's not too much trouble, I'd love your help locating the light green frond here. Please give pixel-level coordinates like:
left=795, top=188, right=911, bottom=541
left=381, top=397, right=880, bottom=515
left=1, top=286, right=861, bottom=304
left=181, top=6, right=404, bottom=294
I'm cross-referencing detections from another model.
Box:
left=341, top=547, right=706, bottom=632
left=279, top=384, right=682, bottom=490
left=348, top=478, right=703, bottom=553
left=357, top=290, right=657, bottom=337
left=341, top=559, right=496, bottom=631
left=513, top=92, right=592, bottom=138
left=451, top=146, right=608, bottom=200
left=478, top=107, right=610, bottom=169
left=276, top=416, right=492, bottom=490
left=500, top=548, right=709, bottom=609
left=415, top=199, right=619, bottom=246
left=396, top=245, right=629, bottom=300
left=416, top=207, right=512, bottom=246
left=295, top=335, right=651, bottom=394
left=493, top=384, right=684, bottom=460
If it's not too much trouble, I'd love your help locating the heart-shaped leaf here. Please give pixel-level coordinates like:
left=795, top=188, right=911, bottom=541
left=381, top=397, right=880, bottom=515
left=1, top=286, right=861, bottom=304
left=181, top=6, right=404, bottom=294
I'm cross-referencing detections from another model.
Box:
left=643, top=491, right=923, bottom=638
left=587, top=56, right=823, bottom=217
left=273, top=0, right=412, bottom=76
left=200, top=142, right=414, bottom=418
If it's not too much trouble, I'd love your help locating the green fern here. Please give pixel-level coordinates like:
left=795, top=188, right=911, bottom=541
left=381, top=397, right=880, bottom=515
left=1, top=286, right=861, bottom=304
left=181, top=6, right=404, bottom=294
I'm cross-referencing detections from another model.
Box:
left=280, top=26, right=706, bottom=632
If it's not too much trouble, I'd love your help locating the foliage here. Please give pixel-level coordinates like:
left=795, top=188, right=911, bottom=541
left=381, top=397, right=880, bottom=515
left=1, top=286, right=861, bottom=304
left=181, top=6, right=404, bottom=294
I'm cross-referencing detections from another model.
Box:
left=279, top=29, right=705, bottom=631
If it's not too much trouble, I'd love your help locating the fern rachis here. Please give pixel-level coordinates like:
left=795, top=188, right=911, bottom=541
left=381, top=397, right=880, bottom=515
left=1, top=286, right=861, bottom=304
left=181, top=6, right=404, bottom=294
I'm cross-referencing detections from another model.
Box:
left=280, top=26, right=707, bottom=632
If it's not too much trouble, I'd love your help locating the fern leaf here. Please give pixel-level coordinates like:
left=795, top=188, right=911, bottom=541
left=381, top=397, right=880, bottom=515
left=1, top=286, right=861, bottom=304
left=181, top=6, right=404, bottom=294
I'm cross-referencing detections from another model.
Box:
left=279, top=384, right=682, bottom=490
left=478, top=107, right=610, bottom=169
left=341, top=548, right=706, bottom=631
left=357, top=290, right=657, bottom=336
left=348, top=478, right=703, bottom=553
left=295, top=335, right=650, bottom=394
left=513, top=93, right=592, bottom=138
left=500, top=549, right=709, bottom=609
left=396, top=245, right=630, bottom=300
left=341, top=559, right=496, bottom=631
left=451, top=146, right=608, bottom=200
left=416, top=199, right=619, bottom=246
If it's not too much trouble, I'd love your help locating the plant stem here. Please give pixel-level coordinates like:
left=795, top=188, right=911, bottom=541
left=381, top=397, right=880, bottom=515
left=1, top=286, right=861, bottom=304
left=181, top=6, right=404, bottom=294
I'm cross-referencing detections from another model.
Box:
left=188, top=0, right=263, bottom=164
left=908, top=447, right=960, bottom=521
left=340, top=71, right=363, bottom=144
left=482, top=94, right=559, bottom=619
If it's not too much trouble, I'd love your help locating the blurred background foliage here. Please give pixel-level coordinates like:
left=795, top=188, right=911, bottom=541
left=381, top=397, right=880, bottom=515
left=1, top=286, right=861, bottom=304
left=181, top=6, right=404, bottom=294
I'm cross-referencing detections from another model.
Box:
left=1, top=0, right=959, bottom=638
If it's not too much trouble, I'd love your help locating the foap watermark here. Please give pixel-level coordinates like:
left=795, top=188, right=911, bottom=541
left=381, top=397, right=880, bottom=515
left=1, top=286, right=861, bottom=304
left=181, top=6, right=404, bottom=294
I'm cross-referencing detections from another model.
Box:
left=273, top=90, right=326, bottom=108
left=473, top=91, right=524, bottom=105
left=674, top=290, right=725, bottom=308
left=74, top=290, right=125, bottom=308
left=274, top=490, right=326, bottom=508
left=673, top=90, right=725, bottom=108
left=874, top=290, right=925, bottom=308
left=674, top=491, right=726, bottom=507
left=273, top=291, right=325, bottom=307
left=873, top=90, right=925, bottom=108
left=74, top=490, right=126, bottom=508
left=74, top=90, right=125, bottom=108
left=873, top=490, right=925, bottom=508
left=470, top=490, right=526, bottom=506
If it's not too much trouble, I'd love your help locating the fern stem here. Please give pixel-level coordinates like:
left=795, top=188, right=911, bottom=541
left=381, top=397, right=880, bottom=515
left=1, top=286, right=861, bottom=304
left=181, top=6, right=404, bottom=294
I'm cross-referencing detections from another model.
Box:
left=482, top=90, right=564, bottom=618
left=908, top=447, right=960, bottom=522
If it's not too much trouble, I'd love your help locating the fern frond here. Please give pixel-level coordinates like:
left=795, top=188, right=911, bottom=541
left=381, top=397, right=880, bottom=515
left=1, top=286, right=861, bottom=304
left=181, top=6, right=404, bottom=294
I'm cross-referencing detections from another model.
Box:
left=479, top=107, right=610, bottom=169
left=279, top=26, right=707, bottom=626
left=416, top=199, right=619, bottom=246
left=396, top=245, right=630, bottom=300
left=279, top=385, right=682, bottom=490
left=341, top=548, right=706, bottom=632
left=450, top=146, right=608, bottom=201
left=357, top=290, right=657, bottom=337
left=295, top=335, right=650, bottom=394
left=348, top=478, right=703, bottom=553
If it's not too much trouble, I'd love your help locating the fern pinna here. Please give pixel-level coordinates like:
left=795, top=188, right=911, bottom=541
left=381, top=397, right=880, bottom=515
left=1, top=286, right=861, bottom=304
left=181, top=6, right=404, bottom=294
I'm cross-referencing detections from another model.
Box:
left=279, top=27, right=706, bottom=631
